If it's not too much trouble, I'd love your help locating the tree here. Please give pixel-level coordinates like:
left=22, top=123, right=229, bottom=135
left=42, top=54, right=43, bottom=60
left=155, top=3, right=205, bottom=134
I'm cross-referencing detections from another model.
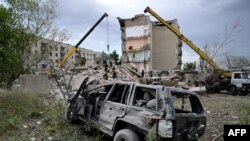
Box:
left=109, top=50, right=119, bottom=64
left=0, top=0, right=70, bottom=88
left=0, top=5, right=25, bottom=88
left=183, top=62, right=196, bottom=71
left=224, top=54, right=250, bottom=69
left=199, top=22, right=240, bottom=73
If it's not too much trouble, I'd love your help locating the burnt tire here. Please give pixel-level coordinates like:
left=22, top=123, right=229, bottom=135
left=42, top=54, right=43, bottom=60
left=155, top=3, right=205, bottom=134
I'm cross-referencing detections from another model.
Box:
left=229, top=86, right=237, bottom=95
left=114, top=129, right=140, bottom=141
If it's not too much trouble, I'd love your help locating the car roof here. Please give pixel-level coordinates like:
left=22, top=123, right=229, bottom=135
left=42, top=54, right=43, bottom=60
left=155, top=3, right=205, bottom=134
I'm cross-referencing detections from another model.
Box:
left=114, top=81, right=198, bottom=97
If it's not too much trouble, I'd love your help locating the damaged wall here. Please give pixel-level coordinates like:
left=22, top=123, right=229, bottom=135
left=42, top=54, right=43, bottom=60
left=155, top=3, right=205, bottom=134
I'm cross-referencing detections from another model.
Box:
left=20, top=75, right=49, bottom=94
left=152, top=20, right=182, bottom=74
left=118, top=15, right=182, bottom=74
left=118, top=15, right=152, bottom=72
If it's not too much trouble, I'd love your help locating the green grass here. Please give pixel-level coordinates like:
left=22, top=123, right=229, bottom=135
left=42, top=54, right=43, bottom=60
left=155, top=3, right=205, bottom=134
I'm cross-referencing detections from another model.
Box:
left=237, top=102, right=250, bottom=124
left=0, top=91, right=95, bottom=141
left=0, top=92, right=44, bottom=136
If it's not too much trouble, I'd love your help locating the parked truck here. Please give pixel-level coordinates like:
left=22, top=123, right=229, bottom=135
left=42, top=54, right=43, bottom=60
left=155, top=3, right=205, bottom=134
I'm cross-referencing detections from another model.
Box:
left=66, top=77, right=206, bottom=141
left=144, top=7, right=250, bottom=95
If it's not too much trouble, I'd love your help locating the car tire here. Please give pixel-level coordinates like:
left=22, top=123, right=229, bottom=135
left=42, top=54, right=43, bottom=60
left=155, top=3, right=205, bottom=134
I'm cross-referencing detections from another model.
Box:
left=229, top=86, right=237, bottom=95
left=114, top=129, right=140, bottom=141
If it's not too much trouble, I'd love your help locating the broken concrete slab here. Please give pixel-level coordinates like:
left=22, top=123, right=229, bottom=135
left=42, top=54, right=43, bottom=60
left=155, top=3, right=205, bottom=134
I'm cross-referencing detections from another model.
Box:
left=20, top=75, right=49, bottom=94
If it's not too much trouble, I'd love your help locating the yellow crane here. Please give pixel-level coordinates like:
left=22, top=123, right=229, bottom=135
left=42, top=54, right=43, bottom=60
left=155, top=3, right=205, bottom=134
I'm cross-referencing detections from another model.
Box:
left=144, top=7, right=232, bottom=78
left=57, top=13, right=108, bottom=68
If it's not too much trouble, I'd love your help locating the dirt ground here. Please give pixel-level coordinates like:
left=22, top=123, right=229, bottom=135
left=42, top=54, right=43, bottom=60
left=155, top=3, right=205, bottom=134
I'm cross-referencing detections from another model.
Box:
left=199, top=93, right=250, bottom=141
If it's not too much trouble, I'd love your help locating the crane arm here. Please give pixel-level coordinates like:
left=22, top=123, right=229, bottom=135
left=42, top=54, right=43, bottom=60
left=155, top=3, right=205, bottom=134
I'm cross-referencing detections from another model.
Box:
left=57, top=13, right=108, bottom=68
left=144, top=7, right=231, bottom=77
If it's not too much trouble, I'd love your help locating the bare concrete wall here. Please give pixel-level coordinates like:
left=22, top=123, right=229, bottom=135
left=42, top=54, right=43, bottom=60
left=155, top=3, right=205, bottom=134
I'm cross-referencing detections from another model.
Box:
left=20, top=75, right=49, bottom=94
left=152, top=20, right=182, bottom=73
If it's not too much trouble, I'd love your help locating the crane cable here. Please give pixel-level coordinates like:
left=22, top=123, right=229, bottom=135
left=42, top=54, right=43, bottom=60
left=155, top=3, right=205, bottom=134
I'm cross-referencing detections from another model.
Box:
left=106, top=15, right=110, bottom=52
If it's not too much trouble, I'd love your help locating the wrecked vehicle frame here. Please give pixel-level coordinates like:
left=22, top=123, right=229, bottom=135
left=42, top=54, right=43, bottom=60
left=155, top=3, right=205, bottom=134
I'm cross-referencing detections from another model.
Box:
left=66, top=77, right=206, bottom=141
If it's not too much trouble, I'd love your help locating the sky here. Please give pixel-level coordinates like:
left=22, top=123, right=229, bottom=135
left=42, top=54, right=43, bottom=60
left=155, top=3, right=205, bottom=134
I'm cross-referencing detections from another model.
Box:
left=1, top=0, right=250, bottom=65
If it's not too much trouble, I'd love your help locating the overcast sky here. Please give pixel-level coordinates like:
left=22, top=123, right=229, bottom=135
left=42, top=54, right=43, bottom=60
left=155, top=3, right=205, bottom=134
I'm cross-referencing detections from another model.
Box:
left=1, top=0, right=250, bottom=65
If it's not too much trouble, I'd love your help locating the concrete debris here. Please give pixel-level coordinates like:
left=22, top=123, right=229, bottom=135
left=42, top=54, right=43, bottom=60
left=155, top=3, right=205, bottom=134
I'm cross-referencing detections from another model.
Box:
left=48, top=137, right=53, bottom=141
left=23, top=125, right=28, bottom=129
left=30, top=137, right=36, bottom=141
left=49, top=65, right=139, bottom=101
left=189, top=86, right=206, bottom=93
left=231, top=115, right=239, bottom=119
left=36, top=121, right=42, bottom=125
left=47, top=65, right=207, bottom=102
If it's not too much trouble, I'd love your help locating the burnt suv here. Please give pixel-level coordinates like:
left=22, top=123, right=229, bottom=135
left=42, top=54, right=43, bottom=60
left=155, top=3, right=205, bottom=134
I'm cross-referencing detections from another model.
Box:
left=66, top=77, right=206, bottom=141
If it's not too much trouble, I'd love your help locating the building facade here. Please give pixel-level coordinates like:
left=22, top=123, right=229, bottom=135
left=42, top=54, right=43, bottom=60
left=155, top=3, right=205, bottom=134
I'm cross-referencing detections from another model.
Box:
left=118, top=14, right=182, bottom=74
left=30, top=38, right=100, bottom=70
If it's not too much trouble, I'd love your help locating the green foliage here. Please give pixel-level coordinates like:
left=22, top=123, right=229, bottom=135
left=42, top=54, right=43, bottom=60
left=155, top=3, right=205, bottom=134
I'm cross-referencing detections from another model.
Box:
left=238, top=103, right=250, bottom=124
left=109, top=50, right=119, bottom=64
left=183, top=62, right=196, bottom=71
left=0, top=0, right=58, bottom=88
left=145, top=126, right=157, bottom=141
left=0, top=5, right=23, bottom=88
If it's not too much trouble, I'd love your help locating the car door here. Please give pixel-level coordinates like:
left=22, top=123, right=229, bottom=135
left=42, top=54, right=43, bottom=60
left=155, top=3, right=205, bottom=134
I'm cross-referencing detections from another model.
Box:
left=98, top=83, right=131, bottom=130
left=231, top=73, right=242, bottom=88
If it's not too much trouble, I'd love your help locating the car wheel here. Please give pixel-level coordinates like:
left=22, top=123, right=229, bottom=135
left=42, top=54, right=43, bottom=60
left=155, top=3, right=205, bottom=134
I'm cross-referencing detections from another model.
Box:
left=229, top=86, right=237, bottom=95
left=114, top=129, right=140, bottom=141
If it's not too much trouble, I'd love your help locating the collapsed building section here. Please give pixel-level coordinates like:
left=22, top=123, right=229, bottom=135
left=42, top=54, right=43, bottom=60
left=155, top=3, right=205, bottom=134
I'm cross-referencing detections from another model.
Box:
left=118, top=14, right=182, bottom=74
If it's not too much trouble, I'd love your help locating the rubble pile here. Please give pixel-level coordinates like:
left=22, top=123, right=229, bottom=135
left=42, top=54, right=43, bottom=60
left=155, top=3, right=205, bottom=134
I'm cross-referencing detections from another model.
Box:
left=48, top=65, right=206, bottom=101
left=49, top=65, right=140, bottom=101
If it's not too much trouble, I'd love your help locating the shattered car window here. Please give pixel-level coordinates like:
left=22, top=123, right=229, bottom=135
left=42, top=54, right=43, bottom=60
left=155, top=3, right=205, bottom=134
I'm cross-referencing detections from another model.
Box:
left=107, top=84, right=129, bottom=103
left=171, top=92, right=203, bottom=114
left=133, top=87, right=159, bottom=111
left=171, top=94, right=192, bottom=112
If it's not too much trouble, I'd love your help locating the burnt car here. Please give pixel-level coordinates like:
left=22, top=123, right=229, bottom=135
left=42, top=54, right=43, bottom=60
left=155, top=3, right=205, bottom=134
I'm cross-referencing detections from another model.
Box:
left=66, top=77, right=206, bottom=141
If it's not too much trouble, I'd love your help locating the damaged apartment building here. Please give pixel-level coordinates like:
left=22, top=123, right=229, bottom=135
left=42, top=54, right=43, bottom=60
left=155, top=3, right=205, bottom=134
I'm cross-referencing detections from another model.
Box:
left=118, top=14, right=182, bottom=74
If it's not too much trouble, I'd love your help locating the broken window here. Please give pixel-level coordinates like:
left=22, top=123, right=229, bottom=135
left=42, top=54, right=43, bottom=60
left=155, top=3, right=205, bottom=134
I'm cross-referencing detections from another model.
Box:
left=133, top=86, right=158, bottom=111
left=88, top=84, right=113, bottom=98
left=107, top=84, right=130, bottom=103
left=170, top=92, right=203, bottom=114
